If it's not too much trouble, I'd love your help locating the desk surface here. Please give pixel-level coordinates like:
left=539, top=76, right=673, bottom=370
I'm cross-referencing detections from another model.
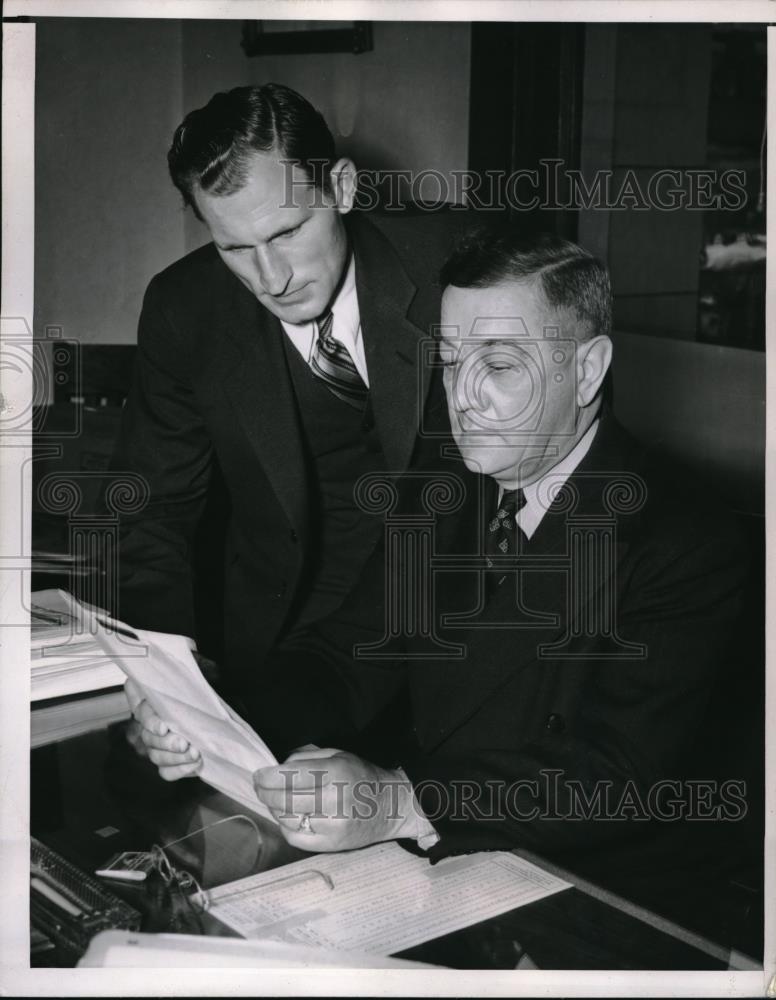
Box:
left=30, top=725, right=763, bottom=970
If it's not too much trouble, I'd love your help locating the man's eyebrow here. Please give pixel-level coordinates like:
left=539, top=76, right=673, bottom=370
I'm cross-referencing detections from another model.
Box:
left=265, top=214, right=311, bottom=241
left=216, top=218, right=307, bottom=251
left=216, top=240, right=253, bottom=251
left=438, top=337, right=501, bottom=349
left=461, top=338, right=519, bottom=348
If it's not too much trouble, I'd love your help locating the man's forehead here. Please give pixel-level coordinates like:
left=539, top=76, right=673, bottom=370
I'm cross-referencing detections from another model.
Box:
left=196, top=154, right=316, bottom=229
left=443, top=277, right=541, bottom=305
left=244, top=155, right=316, bottom=205
left=441, top=280, right=553, bottom=333
left=439, top=316, right=536, bottom=344
left=439, top=315, right=555, bottom=345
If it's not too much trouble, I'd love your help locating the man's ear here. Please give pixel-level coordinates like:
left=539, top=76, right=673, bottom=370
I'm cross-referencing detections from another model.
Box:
left=576, top=335, right=613, bottom=408
left=329, top=158, right=357, bottom=215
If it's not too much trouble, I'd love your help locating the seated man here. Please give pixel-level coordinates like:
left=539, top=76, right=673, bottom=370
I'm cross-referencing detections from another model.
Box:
left=127, top=230, right=746, bottom=862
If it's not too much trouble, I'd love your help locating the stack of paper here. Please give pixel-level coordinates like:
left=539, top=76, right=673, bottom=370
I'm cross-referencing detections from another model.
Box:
left=31, top=689, right=131, bottom=748
left=31, top=549, right=89, bottom=577
left=31, top=590, right=133, bottom=746
left=31, top=589, right=126, bottom=701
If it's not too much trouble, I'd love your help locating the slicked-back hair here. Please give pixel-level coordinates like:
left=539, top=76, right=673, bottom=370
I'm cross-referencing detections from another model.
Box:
left=168, top=83, right=337, bottom=220
left=440, top=227, right=612, bottom=341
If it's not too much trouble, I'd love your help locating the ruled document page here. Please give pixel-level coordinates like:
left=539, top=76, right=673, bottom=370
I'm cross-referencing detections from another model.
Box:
left=202, top=842, right=571, bottom=956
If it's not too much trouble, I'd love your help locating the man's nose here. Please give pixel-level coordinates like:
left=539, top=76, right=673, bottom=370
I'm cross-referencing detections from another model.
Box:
left=254, top=246, right=292, bottom=297
left=449, top=375, right=470, bottom=415
left=450, top=355, right=482, bottom=414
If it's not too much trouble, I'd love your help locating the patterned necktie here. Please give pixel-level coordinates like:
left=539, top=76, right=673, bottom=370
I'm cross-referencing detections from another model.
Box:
left=310, top=310, right=368, bottom=408
left=485, top=488, right=527, bottom=593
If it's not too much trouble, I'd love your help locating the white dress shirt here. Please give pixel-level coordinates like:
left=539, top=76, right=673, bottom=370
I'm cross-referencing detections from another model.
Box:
left=279, top=254, right=368, bottom=384
left=507, top=417, right=600, bottom=538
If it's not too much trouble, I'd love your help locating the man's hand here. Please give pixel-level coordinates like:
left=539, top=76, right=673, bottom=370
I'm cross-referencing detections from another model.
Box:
left=124, top=678, right=202, bottom=781
left=253, top=748, right=421, bottom=851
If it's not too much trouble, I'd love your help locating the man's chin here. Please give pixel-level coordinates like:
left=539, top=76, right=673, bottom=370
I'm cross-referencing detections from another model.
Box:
left=266, top=303, right=316, bottom=325
left=456, top=443, right=503, bottom=478
left=261, top=289, right=322, bottom=325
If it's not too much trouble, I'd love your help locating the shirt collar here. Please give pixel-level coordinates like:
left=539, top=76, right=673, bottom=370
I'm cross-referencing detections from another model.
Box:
left=332, top=252, right=360, bottom=343
left=500, top=418, right=600, bottom=540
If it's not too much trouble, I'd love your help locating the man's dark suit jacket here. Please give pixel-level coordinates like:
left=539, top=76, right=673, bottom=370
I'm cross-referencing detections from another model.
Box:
left=243, top=410, right=747, bottom=862
left=109, top=211, right=470, bottom=672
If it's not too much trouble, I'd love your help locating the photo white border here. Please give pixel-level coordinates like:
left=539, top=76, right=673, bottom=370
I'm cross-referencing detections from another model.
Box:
left=3, top=0, right=776, bottom=23
left=0, top=13, right=35, bottom=989
left=1, top=3, right=773, bottom=996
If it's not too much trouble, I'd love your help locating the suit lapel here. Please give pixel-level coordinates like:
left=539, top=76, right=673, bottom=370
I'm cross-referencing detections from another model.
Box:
left=349, top=216, right=434, bottom=473
left=208, top=215, right=442, bottom=540
left=214, top=274, right=309, bottom=544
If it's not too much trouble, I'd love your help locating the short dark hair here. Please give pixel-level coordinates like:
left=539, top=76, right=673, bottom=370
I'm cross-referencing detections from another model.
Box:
left=440, top=227, right=611, bottom=340
left=168, top=83, right=337, bottom=220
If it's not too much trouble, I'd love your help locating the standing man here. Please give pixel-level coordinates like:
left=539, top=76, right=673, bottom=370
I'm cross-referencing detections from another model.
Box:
left=110, top=83, right=463, bottom=681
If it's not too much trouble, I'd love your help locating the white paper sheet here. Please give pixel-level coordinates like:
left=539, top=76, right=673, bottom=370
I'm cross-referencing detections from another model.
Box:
left=202, top=842, right=571, bottom=956
left=77, top=930, right=438, bottom=969
left=92, top=621, right=278, bottom=822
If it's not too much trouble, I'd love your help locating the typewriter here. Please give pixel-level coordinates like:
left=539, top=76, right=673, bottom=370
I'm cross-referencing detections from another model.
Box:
left=31, top=838, right=141, bottom=963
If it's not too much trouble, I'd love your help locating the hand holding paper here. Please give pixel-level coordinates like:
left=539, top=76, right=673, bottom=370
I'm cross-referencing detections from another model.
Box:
left=124, top=679, right=203, bottom=781
left=253, top=750, right=421, bottom=851
left=85, top=603, right=278, bottom=823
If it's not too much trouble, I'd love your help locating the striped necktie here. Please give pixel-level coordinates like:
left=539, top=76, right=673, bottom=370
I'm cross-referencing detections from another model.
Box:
left=310, top=310, right=368, bottom=408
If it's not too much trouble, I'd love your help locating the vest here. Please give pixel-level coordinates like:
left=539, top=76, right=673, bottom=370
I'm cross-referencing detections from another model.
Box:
left=283, top=337, right=386, bottom=627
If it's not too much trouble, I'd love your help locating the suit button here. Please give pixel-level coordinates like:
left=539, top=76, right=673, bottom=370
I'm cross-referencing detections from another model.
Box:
left=277, top=581, right=287, bottom=599
left=545, top=713, right=565, bottom=733
left=362, top=417, right=374, bottom=433
left=289, top=529, right=298, bottom=543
